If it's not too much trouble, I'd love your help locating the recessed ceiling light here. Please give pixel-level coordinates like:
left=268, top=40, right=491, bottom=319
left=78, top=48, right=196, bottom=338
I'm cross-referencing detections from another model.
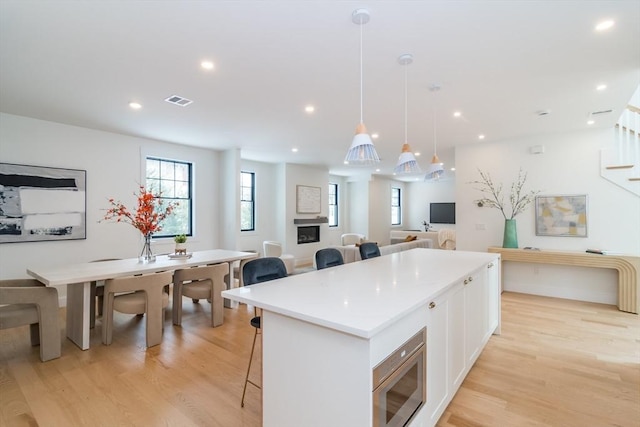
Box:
left=344, top=161, right=349, bottom=165
left=304, top=105, right=315, bottom=113
left=596, top=84, right=607, bottom=91
left=453, top=111, right=461, bottom=118
left=414, top=152, right=421, bottom=156
left=375, top=168, right=381, bottom=172
left=201, top=61, right=215, bottom=70
left=450, top=167, right=456, bottom=171
left=129, top=102, right=142, bottom=110
left=595, top=20, right=614, bottom=31
left=478, top=134, right=485, bottom=140
left=292, top=148, right=298, bottom=153
left=371, top=133, right=379, bottom=139
left=587, top=120, right=595, bottom=125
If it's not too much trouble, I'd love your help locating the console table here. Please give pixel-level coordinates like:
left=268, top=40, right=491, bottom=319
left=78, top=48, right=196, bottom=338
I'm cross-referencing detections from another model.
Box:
left=488, top=247, right=639, bottom=314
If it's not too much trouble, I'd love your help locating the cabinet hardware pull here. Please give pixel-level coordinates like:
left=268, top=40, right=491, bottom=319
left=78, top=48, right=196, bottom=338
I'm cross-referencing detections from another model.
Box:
left=428, top=301, right=436, bottom=309
left=464, top=279, right=469, bottom=285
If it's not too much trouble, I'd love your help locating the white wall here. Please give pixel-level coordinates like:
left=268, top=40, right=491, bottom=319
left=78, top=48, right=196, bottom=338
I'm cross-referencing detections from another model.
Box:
left=406, top=178, right=456, bottom=231
left=237, top=159, right=278, bottom=254
left=455, top=127, right=640, bottom=304
left=0, top=113, right=220, bottom=302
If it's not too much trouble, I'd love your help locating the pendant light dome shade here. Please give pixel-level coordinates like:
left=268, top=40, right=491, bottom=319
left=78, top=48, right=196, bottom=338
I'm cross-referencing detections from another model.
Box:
left=394, top=53, right=421, bottom=174
left=345, top=9, right=380, bottom=165
left=394, top=143, right=421, bottom=174
left=425, top=84, right=445, bottom=181
left=346, top=123, right=380, bottom=164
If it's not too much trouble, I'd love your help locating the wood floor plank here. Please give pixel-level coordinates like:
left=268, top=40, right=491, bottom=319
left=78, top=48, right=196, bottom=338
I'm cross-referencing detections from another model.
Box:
left=1, top=292, right=638, bottom=426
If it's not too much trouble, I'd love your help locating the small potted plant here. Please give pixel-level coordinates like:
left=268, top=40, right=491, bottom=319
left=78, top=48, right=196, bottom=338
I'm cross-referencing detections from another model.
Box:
left=174, top=234, right=187, bottom=255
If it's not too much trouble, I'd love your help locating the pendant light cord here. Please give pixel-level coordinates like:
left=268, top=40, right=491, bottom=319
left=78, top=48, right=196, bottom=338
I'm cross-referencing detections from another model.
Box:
left=433, top=97, right=438, bottom=156
left=404, top=63, right=408, bottom=143
left=359, top=16, right=364, bottom=124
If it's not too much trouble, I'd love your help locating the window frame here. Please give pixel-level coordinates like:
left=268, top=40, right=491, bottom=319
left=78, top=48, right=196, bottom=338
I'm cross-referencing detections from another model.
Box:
left=391, top=187, right=401, bottom=226
left=240, top=171, right=256, bottom=232
left=145, top=156, right=193, bottom=239
left=328, top=183, right=338, bottom=227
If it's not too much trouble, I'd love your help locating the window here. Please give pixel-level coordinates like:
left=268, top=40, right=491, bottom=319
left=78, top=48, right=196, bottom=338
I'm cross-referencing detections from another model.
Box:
left=241, top=171, right=255, bottom=231
left=145, top=157, right=192, bottom=238
left=328, top=183, right=338, bottom=227
left=391, top=187, right=401, bottom=225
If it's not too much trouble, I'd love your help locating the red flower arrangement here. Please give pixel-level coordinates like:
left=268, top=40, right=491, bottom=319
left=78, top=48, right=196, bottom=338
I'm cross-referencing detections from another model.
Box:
left=103, top=186, right=177, bottom=235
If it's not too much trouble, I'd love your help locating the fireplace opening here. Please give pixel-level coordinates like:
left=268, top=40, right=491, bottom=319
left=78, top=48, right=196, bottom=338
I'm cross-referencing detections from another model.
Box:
left=297, top=226, right=320, bottom=244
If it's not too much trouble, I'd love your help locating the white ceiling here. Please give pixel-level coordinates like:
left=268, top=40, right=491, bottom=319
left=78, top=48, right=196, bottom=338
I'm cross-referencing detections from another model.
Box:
left=1, top=1, right=639, bottom=180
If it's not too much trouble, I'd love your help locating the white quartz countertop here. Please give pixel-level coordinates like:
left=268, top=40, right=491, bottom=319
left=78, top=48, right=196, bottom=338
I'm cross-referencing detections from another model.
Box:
left=222, top=248, right=499, bottom=338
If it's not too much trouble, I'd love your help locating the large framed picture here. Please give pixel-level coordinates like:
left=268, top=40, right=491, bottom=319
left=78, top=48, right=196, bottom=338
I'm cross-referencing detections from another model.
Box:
left=535, top=194, right=587, bottom=237
left=296, top=185, right=321, bottom=214
left=0, top=163, right=87, bottom=243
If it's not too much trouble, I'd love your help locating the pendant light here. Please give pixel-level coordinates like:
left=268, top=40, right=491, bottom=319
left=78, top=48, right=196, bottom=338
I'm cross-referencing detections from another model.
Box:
left=425, top=84, right=445, bottom=180
left=394, top=54, right=421, bottom=174
left=344, top=8, right=380, bottom=165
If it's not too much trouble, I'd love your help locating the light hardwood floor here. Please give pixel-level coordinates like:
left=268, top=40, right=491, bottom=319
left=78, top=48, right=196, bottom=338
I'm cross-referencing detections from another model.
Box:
left=1, top=292, right=638, bottom=426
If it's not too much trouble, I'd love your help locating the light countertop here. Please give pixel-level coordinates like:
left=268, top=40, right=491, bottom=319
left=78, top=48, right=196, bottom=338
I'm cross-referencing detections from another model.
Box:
left=222, top=248, right=499, bottom=338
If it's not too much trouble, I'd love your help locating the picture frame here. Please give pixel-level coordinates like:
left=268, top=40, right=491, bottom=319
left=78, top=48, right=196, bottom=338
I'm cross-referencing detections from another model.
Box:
left=0, top=163, right=87, bottom=243
left=296, top=185, right=321, bottom=214
left=535, top=194, right=587, bottom=237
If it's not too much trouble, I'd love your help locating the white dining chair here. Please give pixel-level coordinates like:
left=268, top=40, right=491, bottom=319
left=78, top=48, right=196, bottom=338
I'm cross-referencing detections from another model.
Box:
left=262, top=241, right=295, bottom=275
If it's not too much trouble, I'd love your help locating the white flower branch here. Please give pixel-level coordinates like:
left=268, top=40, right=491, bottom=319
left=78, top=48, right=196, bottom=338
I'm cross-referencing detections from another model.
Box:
left=469, top=169, right=539, bottom=220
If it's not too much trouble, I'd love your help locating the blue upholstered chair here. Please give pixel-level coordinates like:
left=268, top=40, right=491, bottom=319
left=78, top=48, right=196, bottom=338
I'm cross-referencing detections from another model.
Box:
left=359, top=242, right=381, bottom=260
left=241, top=257, right=287, bottom=407
left=315, top=248, right=344, bottom=270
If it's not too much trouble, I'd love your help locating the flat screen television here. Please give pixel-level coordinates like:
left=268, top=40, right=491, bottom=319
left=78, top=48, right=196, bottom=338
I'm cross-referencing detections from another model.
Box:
left=430, top=202, right=455, bottom=224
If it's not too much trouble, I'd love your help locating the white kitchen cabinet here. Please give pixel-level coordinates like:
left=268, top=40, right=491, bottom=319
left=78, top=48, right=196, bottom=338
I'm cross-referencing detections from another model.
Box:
left=424, top=291, right=450, bottom=425
left=223, top=249, right=501, bottom=427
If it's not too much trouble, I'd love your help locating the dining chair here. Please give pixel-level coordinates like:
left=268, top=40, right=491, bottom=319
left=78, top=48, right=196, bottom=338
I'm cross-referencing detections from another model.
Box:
left=89, top=258, right=121, bottom=329
left=240, top=257, right=288, bottom=407
left=262, top=241, right=295, bottom=275
left=172, top=263, right=229, bottom=327
left=359, top=242, right=381, bottom=260
left=341, top=233, right=365, bottom=246
left=101, top=270, right=172, bottom=347
left=315, top=248, right=344, bottom=270
left=0, top=279, right=61, bottom=362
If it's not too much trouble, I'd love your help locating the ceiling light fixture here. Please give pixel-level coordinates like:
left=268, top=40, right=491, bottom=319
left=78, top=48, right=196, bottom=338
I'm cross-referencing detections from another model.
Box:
left=394, top=54, right=421, bottom=174
left=425, top=84, right=445, bottom=181
left=344, top=9, right=380, bottom=166
left=478, top=134, right=486, bottom=140
left=453, top=111, right=462, bottom=118
left=129, top=102, right=142, bottom=110
left=201, top=60, right=215, bottom=70
left=305, top=105, right=315, bottom=113
left=595, top=20, right=614, bottom=31
left=596, top=84, right=607, bottom=91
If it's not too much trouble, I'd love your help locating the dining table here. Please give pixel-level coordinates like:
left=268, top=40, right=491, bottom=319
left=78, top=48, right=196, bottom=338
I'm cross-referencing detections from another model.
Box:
left=27, top=249, right=258, bottom=350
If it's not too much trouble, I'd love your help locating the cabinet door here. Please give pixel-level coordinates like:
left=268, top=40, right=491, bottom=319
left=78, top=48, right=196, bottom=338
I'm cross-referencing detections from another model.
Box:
left=448, top=282, right=466, bottom=391
left=486, top=260, right=500, bottom=338
left=464, top=268, right=486, bottom=366
left=425, top=293, right=449, bottom=424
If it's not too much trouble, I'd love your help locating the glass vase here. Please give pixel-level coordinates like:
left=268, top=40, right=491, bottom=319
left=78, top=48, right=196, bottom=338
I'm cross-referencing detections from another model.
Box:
left=502, top=219, right=518, bottom=248
left=139, top=233, right=156, bottom=263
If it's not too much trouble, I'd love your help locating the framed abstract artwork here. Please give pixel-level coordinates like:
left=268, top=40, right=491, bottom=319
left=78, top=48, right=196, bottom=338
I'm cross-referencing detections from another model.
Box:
left=0, top=163, right=86, bottom=243
left=535, top=194, right=587, bottom=237
left=296, top=185, right=321, bottom=214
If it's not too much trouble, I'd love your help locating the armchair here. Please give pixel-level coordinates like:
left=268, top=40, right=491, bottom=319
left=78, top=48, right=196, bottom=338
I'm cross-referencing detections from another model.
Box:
left=0, top=279, right=61, bottom=362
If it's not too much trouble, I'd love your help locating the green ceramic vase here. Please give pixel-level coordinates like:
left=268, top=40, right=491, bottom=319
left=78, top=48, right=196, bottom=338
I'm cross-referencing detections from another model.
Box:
left=503, top=219, right=518, bottom=248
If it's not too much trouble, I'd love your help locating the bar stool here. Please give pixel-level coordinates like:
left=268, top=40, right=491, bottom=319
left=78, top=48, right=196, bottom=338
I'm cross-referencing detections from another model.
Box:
left=240, top=257, right=288, bottom=407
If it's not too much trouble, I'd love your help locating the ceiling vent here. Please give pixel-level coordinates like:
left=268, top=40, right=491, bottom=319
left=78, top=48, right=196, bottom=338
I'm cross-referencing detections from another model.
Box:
left=164, top=95, right=193, bottom=107
left=591, top=109, right=613, bottom=115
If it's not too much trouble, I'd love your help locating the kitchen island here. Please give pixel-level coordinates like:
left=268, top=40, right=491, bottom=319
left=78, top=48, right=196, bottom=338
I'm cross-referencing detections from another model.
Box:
left=223, top=248, right=501, bottom=427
